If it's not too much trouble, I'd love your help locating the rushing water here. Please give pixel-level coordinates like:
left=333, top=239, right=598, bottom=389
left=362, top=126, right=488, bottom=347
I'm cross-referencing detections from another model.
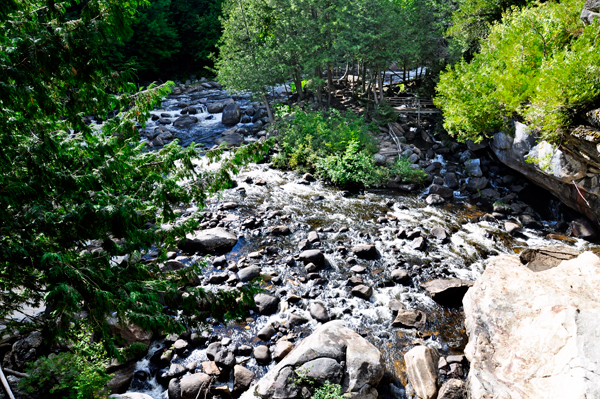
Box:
left=126, top=83, right=599, bottom=399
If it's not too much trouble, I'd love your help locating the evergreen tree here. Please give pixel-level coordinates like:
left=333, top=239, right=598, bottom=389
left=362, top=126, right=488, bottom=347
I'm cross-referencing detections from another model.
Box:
left=0, top=0, right=267, bottom=356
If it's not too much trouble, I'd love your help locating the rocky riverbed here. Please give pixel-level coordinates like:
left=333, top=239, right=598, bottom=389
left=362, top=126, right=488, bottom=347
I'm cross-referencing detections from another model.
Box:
left=3, top=81, right=599, bottom=399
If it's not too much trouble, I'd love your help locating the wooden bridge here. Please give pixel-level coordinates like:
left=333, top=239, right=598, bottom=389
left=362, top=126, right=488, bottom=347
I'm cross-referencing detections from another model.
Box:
left=386, top=97, right=440, bottom=125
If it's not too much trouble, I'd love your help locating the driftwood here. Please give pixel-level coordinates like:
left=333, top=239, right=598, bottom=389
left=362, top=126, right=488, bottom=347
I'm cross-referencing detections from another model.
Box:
left=0, top=366, right=15, bottom=399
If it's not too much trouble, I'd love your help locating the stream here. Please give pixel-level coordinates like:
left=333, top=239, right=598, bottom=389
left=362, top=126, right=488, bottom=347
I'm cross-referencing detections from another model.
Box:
left=125, top=82, right=599, bottom=399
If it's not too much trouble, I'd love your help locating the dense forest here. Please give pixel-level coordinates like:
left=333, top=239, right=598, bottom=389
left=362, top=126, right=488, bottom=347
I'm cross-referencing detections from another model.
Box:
left=1, top=0, right=599, bottom=398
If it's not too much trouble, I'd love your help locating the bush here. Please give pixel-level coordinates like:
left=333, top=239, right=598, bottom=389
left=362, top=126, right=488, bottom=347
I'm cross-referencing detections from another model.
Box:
left=274, top=108, right=378, bottom=172
left=390, top=156, right=427, bottom=184
left=20, top=332, right=110, bottom=399
left=435, top=0, right=599, bottom=143
left=316, top=140, right=387, bottom=188
left=312, top=381, right=345, bottom=399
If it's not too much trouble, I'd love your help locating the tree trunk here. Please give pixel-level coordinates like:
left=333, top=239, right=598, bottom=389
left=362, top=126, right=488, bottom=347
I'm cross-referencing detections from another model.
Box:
left=370, top=69, right=378, bottom=105
left=403, top=61, right=407, bottom=82
left=327, top=64, right=333, bottom=108
left=379, top=68, right=384, bottom=103
left=263, top=94, right=274, bottom=123
left=362, top=63, right=366, bottom=94
left=315, top=67, right=322, bottom=108
left=293, top=68, right=304, bottom=100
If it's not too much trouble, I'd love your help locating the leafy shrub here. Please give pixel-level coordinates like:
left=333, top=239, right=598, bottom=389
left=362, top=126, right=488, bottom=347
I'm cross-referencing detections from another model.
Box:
left=312, top=381, right=345, bottom=399
left=275, top=108, right=378, bottom=172
left=20, top=332, right=110, bottom=399
left=372, top=102, right=399, bottom=125
left=435, top=0, right=598, bottom=143
left=390, top=156, right=427, bottom=184
left=316, top=140, right=387, bottom=188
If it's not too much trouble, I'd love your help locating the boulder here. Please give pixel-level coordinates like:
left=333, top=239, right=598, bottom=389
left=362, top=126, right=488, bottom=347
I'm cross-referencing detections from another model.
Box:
left=466, top=177, right=488, bottom=191
left=208, top=102, right=226, bottom=113
left=519, top=246, right=580, bottom=272
left=404, top=346, right=438, bottom=399
left=297, top=357, right=343, bottom=385
left=238, top=266, right=261, bottom=282
left=270, top=225, right=291, bottom=235
left=351, top=284, right=373, bottom=299
left=421, top=278, right=473, bottom=307
left=222, top=103, right=241, bottom=126
left=179, top=228, right=238, bottom=254
left=464, top=252, right=600, bottom=399
left=309, top=302, right=329, bottom=323
left=464, top=159, right=483, bottom=177
left=173, top=115, right=198, bottom=128
left=253, top=345, right=271, bottom=364
left=391, top=269, right=409, bottom=284
left=168, top=378, right=182, bottom=399
left=233, top=365, right=256, bottom=395
left=257, top=324, right=276, bottom=341
left=273, top=340, right=294, bottom=362
left=429, top=184, right=453, bottom=198
left=444, top=173, right=459, bottom=189
left=180, top=373, right=211, bottom=399
left=430, top=226, right=447, bottom=241
left=110, top=394, right=154, bottom=399
left=426, top=194, right=445, bottom=205
left=239, top=320, right=384, bottom=399
left=107, top=363, right=137, bottom=394
left=392, top=309, right=426, bottom=328
left=215, top=132, right=244, bottom=147
left=254, top=293, right=280, bottom=315
left=569, top=218, right=597, bottom=240
left=107, top=320, right=153, bottom=346
left=351, top=244, right=378, bottom=259
left=298, top=249, right=324, bottom=266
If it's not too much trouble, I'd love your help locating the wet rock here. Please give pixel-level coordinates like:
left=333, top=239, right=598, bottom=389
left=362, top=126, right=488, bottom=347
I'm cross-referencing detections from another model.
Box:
left=411, top=237, right=427, bottom=251
left=240, top=320, right=384, bottom=399
left=107, top=363, right=137, bottom=394
left=350, top=265, right=366, bottom=273
left=253, top=345, right=271, bottom=364
left=348, top=275, right=364, bottom=286
left=206, top=342, right=222, bottom=360
left=466, top=177, right=488, bottom=191
left=238, top=265, right=261, bottom=282
left=173, top=339, right=188, bottom=355
left=405, top=346, right=438, bottom=399
left=309, top=302, right=329, bottom=322
left=236, top=345, right=253, bottom=356
left=464, top=252, right=600, bottom=399
left=426, top=194, right=445, bottom=205
left=430, top=226, right=447, bottom=240
left=216, top=132, right=244, bottom=147
left=112, top=394, right=154, bottom=399
left=288, top=313, right=309, bottom=326
left=351, top=244, right=378, bottom=259
left=297, top=357, right=344, bottom=385
left=158, top=118, right=172, bottom=125
left=202, top=360, right=221, bottom=376
left=107, top=320, right=153, bottom=346
left=273, top=340, right=294, bottom=362
left=444, top=173, right=459, bottom=189
left=168, top=378, right=182, bottom=399
left=392, top=309, right=426, bottom=328
left=504, top=221, right=521, bottom=234
left=519, top=246, right=580, bottom=272
left=391, top=269, right=409, bottom=284
left=180, top=228, right=238, bottom=254
left=351, top=284, right=373, bottom=299
left=429, top=184, right=454, bottom=198
left=422, top=278, right=474, bottom=307
left=208, top=102, right=226, bottom=113
left=257, top=324, right=276, bottom=341
left=233, top=365, right=255, bottom=395
left=302, top=173, right=315, bottom=181
left=270, top=225, right=291, bottom=235
left=569, top=218, right=597, bottom=240
left=298, top=249, right=324, bottom=266
left=222, top=103, right=241, bottom=126
left=173, top=115, right=198, bottom=128
left=212, top=385, right=232, bottom=398
left=208, top=272, right=228, bottom=284
left=519, top=214, right=542, bottom=229
left=389, top=299, right=405, bottom=314
left=254, top=293, right=280, bottom=315
left=180, top=373, right=211, bottom=399
left=464, top=159, right=483, bottom=177
left=254, top=179, right=267, bottom=186
left=305, top=262, right=319, bottom=273
left=481, top=213, right=496, bottom=223
left=214, top=348, right=236, bottom=369
left=170, top=363, right=186, bottom=377
left=307, top=231, right=320, bottom=243
left=479, top=188, right=500, bottom=200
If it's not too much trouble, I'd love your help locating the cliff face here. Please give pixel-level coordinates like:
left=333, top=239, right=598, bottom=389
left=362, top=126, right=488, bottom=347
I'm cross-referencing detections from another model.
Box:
left=490, top=121, right=600, bottom=227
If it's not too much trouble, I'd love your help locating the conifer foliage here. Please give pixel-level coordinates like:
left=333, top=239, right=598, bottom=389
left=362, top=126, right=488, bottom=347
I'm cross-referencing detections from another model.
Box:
left=0, top=0, right=265, bottom=355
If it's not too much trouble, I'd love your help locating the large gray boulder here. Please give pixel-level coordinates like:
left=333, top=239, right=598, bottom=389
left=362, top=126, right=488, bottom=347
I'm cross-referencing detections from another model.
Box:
left=240, top=320, right=384, bottom=399
left=464, top=252, right=600, bottom=399
left=490, top=122, right=600, bottom=233
left=222, top=103, right=241, bottom=126
left=180, top=373, right=212, bottom=399
left=173, top=115, right=198, bottom=128
left=404, top=346, right=438, bottom=399
left=179, top=228, right=238, bottom=254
